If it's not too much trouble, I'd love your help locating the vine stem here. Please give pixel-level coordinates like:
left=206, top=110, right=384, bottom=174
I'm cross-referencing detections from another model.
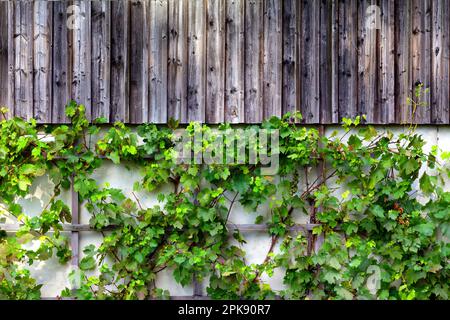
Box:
left=251, top=206, right=294, bottom=285
left=300, top=169, right=337, bottom=199
left=41, top=182, right=62, bottom=212
left=131, top=191, right=144, bottom=210
left=225, top=192, right=239, bottom=223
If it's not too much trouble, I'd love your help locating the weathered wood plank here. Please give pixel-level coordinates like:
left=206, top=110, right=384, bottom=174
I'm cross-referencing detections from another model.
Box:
left=110, top=0, right=129, bottom=123
left=149, top=0, right=168, bottom=123
left=358, top=0, right=378, bottom=123
left=431, top=0, right=450, bottom=124
left=225, top=0, right=244, bottom=123
left=263, top=0, right=282, bottom=119
left=319, top=0, right=332, bottom=123
left=206, top=0, right=225, bottom=123
left=52, top=1, right=71, bottom=123
left=168, top=0, right=188, bottom=122
left=337, top=0, right=358, bottom=121
left=187, top=0, right=206, bottom=122
left=91, top=0, right=111, bottom=121
left=282, top=0, right=297, bottom=116
left=2, top=0, right=450, bottom=125
left=14, top=1, right=33, bottom=119
left=0, top=1, right=8, bottom=119
left=379, top=0, right=396, bottom=124
left=244, top=0, right=263, bottom=123
left=300, top=0, right=320, bottom=123
left=330, top=0, right=339, bottom=123
left=72, top=0, right=92, bottom=121
left=396, top=0, right=412, bottom=123
left=33, top=1, right=52, bottom=123
left=411, top=0, right=432, bottom=124
left=129, top=0, right=148, bottom=123
left=6, top=2, right=15, bottom=120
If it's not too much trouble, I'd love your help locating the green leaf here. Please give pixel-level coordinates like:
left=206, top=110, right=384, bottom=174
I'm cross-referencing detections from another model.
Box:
left=404, top=158, right=419, bottom=175
left=369, top=169, right=385, bottom=189
left=108, top=151, right=120, bottom=164
left=232, top=230, right=247, bottom=244
left=94, top=117, right=108, bottom=124
left=198, top=207, right=214, bottom=222
left=348, top=135, right=362, bottom=149
left=335, top=287, right=354, bottom=300
left=254, top=215, right=264, bottom=224
left=231, top=173, right=249, bottom=194
left=18, top=179, right=31, bottom=191
left=419, top=172, right=437, bottom=194
left=79, top=256, right=96, bottom=271
left=341, top=190, right=350, bottom=200
left=415, top=223, right=434, bottom=237
left=134, top=252, right=145, bottom=264
left=328, top=257, right=341, bottom=270
left=371, top=205, right=385, bottom=218
left=323, top=270, right=340, bottom=284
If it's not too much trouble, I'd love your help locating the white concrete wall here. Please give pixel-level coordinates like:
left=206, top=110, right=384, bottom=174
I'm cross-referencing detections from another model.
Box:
left=2, top=125, right=449, bottom=298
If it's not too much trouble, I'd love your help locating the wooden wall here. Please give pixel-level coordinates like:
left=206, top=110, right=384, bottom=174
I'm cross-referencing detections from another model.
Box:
left=0, top=0, right=449, bottom=124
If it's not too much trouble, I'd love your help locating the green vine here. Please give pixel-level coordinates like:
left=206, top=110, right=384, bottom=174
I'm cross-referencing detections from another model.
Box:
left=0, top=101, right=448, bottom=300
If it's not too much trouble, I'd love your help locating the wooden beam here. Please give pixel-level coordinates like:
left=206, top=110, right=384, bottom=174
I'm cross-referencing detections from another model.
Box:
left=70, top=176, right=80, bottom=268
left=1, top=223, right=320, bottom=233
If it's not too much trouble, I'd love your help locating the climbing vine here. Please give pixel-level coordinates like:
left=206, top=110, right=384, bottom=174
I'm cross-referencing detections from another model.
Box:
left=0, top=101, right=449, bottom=300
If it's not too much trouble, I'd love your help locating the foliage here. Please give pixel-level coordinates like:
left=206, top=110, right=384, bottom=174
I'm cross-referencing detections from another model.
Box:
left=0, top=102, right=449, bottom=300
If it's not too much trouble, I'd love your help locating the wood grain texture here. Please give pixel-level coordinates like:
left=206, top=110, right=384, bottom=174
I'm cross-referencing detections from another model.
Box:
left=14, top=1, right=33, bottom=119
left=263, top=0, right=282, bottom=119
left=33, top=1, right=52, bottom=123
left=431, top=0, right=450, bottom=124
left=1, top=1, right=449, bottom=125
left=244, top=0, right=263, bottom=123
left=319, top=0, right=333, bottom=123
left=187, top=0, right=206, bottom=122
left=337, top=0, right=358, bottom=121
left=149, top=0, right=168, bottom=123
left=379, top=0, right=396, bottom=123
left=358, top=0, right=378, bottom=123
left=206, top=0, right=225, bottom=123
left=396, top=0, right=412, bottom=123
left=0, top=1, right=8, bottom=119
left=91, top=0, right=111, bottom=121
left=300, top=0, right=320, bottom=123
left=168, top=0, right=188, bottom=122
left=411, top=0, right=432, bottom=124
left=110, top=0, right=129, bottom=123
left=129, top=0, right=148, bottom=123
left=282, top=0, right=298, bottom=116
left=330, top=0, right=339, bottom=123
left=72, top=0, right=92, bottom=121
left=225, top=0, right=244, bottom=123
left=52, top=1, right=71, bottom=123
left=6, top=1, right=15, bottom=120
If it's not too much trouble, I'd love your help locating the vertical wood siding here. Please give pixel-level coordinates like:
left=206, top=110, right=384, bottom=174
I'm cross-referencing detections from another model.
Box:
left=206, top=0, right=225, bottom=123
left=0, top=1, right=8, bottom=120
left=0, top=0, right=449, bottom=124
